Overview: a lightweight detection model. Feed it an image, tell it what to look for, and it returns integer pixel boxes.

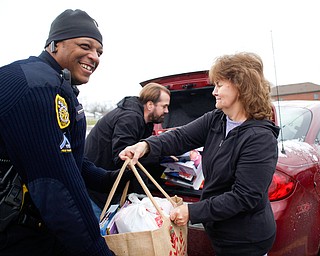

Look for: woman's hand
[119,141,149,165]
[170,204,189,226]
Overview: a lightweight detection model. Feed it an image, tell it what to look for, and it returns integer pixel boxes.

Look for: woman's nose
[212,86,218,96]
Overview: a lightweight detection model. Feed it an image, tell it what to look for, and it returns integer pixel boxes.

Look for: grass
[87,119,98,126]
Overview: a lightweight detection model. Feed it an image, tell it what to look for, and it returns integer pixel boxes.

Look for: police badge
[55,94,70,129]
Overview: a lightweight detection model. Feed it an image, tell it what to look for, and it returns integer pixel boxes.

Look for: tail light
[268,170,296,201]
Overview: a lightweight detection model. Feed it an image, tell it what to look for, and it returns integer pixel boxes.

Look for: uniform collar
[38,50,79,96]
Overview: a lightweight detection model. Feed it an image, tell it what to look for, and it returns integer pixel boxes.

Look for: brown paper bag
[101,159,188,256]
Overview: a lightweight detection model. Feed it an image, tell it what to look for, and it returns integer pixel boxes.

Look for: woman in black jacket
[119,52,280,256]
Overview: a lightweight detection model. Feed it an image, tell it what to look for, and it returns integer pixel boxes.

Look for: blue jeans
[90,199,102,220]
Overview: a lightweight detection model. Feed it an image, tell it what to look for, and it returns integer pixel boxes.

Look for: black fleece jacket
[85,96,154,170]
[144,109,280,252]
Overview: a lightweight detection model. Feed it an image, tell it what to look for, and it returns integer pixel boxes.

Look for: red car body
[141,71,320,256]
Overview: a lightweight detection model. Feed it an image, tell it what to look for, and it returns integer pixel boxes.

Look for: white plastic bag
[140,196,173,217]
[114,193,174,233]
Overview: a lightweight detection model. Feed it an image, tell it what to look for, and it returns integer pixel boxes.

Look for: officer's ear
[50,41,57,53]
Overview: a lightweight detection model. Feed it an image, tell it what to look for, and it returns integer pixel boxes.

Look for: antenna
[270,30,285,154]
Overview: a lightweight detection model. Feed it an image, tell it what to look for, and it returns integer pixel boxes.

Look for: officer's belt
[18,186,46,230]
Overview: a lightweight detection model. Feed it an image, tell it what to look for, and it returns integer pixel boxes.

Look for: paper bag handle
[100,159,176,221]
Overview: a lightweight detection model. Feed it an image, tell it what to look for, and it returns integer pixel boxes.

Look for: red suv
[141,71,320,256]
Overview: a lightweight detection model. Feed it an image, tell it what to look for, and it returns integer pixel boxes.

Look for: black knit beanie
[45,9,103,48]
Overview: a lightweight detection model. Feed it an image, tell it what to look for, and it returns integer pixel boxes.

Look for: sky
[1,0,319,109]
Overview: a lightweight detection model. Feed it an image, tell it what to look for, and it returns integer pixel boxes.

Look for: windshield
[275,105,312,142]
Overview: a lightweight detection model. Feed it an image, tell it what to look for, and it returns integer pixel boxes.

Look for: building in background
[271,82,320,101]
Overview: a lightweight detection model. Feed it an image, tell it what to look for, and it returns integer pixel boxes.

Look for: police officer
[0,9,131,256]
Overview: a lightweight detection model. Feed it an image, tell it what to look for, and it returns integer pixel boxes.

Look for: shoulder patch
[55,94,70,129]
[60,133,72,153]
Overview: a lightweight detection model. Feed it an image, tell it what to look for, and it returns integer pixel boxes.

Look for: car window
[276,106,311,142]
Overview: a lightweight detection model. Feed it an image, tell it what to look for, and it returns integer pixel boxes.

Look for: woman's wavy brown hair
[209,52,273,120]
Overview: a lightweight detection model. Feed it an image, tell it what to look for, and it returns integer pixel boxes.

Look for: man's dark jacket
[84,97,155,208]
[85,96,154,171]
[0,51,130,256]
